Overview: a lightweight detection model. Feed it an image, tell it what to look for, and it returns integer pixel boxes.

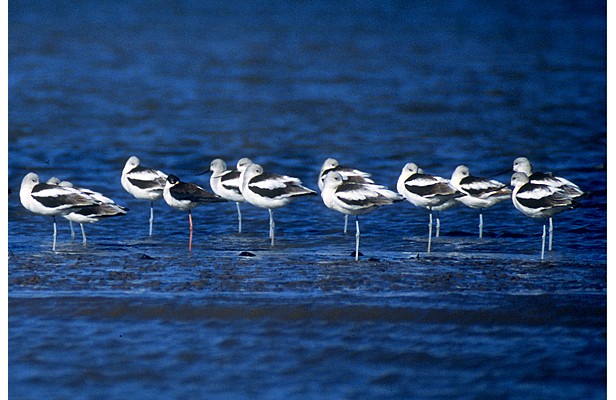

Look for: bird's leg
[236,202,242,234]
[479,212,483,239]
[80,224,87,247]
[354,216,360,261]
[269,209,275,247]
[427,212,432,254]
[436,213,441,238]
[548,217,553,251]
[52,216,57,252]
[188,210,193,252]
[69,220,75,240]
[344,214,348,235]
[149,201,154,237]
[541,223,546,261]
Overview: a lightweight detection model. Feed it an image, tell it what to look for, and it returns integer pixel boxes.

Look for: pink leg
[188,210,193,252]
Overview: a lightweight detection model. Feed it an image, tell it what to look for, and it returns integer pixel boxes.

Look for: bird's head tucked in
[510,172,530,188]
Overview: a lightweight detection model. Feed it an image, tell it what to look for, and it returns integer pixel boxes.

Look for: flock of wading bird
[18,156,583,260]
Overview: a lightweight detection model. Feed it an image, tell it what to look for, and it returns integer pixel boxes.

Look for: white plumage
[397,163,462,253]
[20,172,122,251]
[236,157,254,174]
[512,157,583,251]
[318,158,375,234]
[240,163,316,209]
[21,173,96,216]
[56,179,126,245]
[240,162,317,246]
[450,165,511,238]
[121,156,168,236]
[511,172,575,218]
[510,172,576,259]
[317,158,374,191]
[512,157,584,199]
[209,159,244,202]
[209,158,245,233]
[321,171,402,261]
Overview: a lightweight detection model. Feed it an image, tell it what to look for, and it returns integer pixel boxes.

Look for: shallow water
[8,1,606,399]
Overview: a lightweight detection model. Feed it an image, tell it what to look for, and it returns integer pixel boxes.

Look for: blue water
[9,1,606,399]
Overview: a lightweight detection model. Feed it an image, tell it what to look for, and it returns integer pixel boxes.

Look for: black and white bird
[321,171,402,261]
[163,174,226,251]
[209,158,245,233]
[239,162,317,246]
[512,157,584,251]
[121,156,168,236]
[317,158,374,191]
[46,177,79,238]
[20,172,101,251]
[49,178,126,245]
[510,172,576,260]
[396,163,463,253]
[396,163,462,253]
[450,165,511,238]
[318,158,374,234]
[413,167,457,238]
[63,203,126,246]
[512,157,584,198]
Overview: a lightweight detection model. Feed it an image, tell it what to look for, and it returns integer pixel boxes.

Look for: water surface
[9,1,606,398]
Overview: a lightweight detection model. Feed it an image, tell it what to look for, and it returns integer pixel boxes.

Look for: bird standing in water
[163,174,226,251]
[121,156,168,237]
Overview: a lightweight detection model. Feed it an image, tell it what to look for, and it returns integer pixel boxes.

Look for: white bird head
[322,171,344,189]
[210,158,227,174]
[405,162,420,173]
[510,172,530,188]
[451,165,470,184]
[123,156,141,174]
[398,162,421,181]
[320,158,340,172]
[244,163,264,178]
[21,172,40,190]
[512,157,532,175]
[236,158,253,172]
